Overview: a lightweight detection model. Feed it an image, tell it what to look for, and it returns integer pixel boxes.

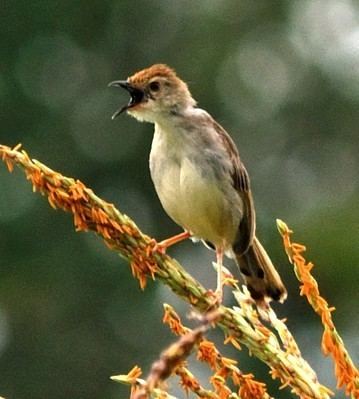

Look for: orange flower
[162,304,188,336]
[223,334,242,350]
[127,365,143,382]
[197,339,219,370]
[111,364,144,399]
[176,367,201,394]
[237,373,267,399]
[210,374,231,399]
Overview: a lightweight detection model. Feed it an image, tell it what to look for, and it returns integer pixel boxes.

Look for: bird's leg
[153,231,191,254]
[206,246,225,307]
[215,246,224,303]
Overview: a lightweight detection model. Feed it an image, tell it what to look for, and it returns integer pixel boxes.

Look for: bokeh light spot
[15,34,88,109]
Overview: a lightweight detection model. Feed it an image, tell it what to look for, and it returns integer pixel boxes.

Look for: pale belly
[150,155,242,248]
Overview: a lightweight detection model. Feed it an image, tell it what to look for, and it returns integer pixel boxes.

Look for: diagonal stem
[0,144,334,398]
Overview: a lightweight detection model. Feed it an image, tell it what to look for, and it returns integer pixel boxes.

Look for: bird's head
[109,64,196,123]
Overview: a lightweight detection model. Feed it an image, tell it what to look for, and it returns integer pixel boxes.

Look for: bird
[109,64,287,304]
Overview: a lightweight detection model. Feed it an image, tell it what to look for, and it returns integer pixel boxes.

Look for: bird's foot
[150,239,167,255]
[205,288,223,309]
[150,231,191,255]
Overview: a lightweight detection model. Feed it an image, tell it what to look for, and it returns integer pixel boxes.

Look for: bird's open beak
[108,80,145,119]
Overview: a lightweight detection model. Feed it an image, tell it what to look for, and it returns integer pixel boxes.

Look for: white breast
[149,122,242,248]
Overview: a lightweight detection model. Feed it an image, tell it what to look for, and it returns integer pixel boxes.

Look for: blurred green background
[0,1,358,398]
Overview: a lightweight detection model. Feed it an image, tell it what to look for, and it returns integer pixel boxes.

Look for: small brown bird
[109,64,287,304]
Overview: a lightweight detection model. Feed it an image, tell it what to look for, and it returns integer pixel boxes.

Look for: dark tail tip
[266,286,283,301]
[248,284,285,302]
[247,285,264,301]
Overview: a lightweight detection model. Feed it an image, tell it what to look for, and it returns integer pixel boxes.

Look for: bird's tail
[235,236,287,303]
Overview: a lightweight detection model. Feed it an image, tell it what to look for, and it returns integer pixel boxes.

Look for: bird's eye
[149,81,160,92]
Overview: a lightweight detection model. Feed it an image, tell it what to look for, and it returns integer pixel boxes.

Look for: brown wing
[212,119,256,255]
